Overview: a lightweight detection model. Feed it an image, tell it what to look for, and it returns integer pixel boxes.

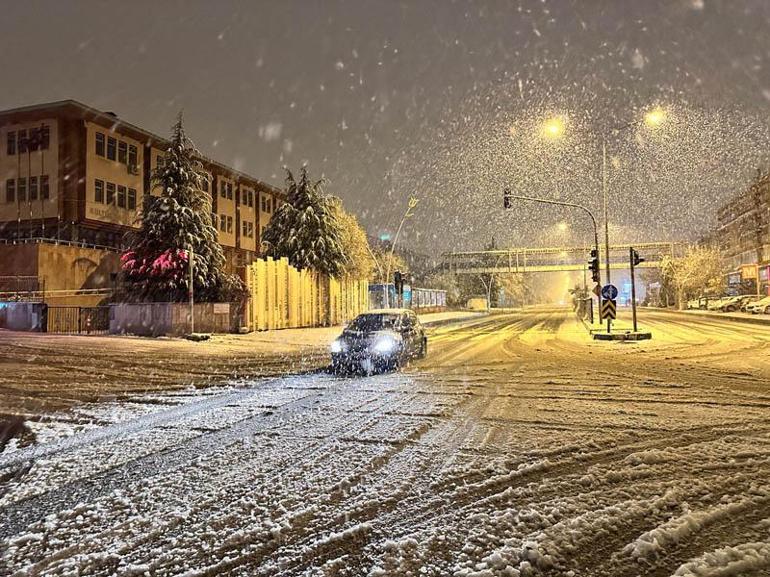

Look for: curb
[592,331,652,341]
[651,308,770,327]
[420,313,489,328]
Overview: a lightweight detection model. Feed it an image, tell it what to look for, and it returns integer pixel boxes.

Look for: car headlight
[331,339,345,353]
[372,334,400,354]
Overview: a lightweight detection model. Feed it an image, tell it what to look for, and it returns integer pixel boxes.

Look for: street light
[541,116,566,139]
[382,195,419,308]
[643,106,667,128]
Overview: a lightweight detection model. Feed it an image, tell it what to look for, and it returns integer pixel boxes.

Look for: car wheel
[765,306,770,315]
[725,306,736,312]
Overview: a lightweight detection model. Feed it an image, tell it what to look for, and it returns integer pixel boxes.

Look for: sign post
[601,284,618,332]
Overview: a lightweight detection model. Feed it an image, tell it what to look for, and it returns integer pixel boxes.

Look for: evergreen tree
[262,166,347,277]
[120,115,241,302]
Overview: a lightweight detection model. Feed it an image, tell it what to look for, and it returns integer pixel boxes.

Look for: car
[706,297,728,311]
[686,298,700,310]
[715,295,751,312]
[330,309,427,374]
[746,296,770,314]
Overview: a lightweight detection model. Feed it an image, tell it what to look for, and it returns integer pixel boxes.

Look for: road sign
[592,283,601,298]
[601,299,617,320]
[601,284,618,300]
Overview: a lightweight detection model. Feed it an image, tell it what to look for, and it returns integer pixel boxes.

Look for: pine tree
[262,166,347,277]
[120,115,240,302]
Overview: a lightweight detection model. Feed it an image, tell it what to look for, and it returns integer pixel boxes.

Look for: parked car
[746,296,770,314]
[706,297,728,311]
[716,295,752,312]
[330,309,427,373]
[686,298,700,310]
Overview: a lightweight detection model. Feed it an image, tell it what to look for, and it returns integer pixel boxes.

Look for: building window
[219,214,227,232]
[106,182,116,204]
[29,176,38,201]
[5,179,15,203]
[7,131,16,155]
[95,132,105,157]
[95,179,105,203]
[128,188,137,210]
[261,196,266,212]
[128,144,138,167]
[17,177,26,201]
[18,129,28,154]
[107,137,117,161]
[226,182,233,200]
[227,215,233,233]
[242,221,248,237]
[41,175,50,199]
[272,197,277,212]
[118,141,128,164]
[41,125,50,150]
[117,185,127,208]
[220,181,227,199]
[156,155,165,168]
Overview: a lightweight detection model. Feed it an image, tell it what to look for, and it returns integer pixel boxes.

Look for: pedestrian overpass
[442,242,687,274]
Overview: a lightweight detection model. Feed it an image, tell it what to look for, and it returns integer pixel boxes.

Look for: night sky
[2,0,770,252]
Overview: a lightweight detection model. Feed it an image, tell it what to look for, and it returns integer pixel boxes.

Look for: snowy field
[3,308,770,576]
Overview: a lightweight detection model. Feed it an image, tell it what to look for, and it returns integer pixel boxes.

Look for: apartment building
[0,100,283,271]
[716,169,770,294]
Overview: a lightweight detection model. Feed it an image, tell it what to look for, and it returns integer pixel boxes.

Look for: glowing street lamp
[542,116,566,139]
[643,106,667,128]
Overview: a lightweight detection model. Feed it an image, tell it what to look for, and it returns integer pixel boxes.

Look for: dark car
[330,309,427,373]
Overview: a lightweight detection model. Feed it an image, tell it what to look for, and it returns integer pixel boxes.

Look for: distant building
[716,169,770,295]
[0,100,283,273]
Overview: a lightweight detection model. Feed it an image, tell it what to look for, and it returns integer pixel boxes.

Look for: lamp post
[383,196,419,308]
[538,106,669,332]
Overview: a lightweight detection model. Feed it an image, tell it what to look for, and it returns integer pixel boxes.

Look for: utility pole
[601,137,612,333]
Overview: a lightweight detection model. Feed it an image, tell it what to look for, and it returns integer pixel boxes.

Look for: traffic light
[631,248,645,267]
[588,249,600,283]
[503,188,512,209]
[394,270,403,296]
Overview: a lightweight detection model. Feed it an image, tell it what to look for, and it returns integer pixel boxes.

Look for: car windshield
[348,314,399,332]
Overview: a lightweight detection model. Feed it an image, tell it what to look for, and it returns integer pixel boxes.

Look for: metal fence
[46,306,111,334]
[0,276,44,301]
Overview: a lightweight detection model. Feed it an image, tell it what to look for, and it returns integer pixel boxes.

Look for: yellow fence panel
[242,258,368,331]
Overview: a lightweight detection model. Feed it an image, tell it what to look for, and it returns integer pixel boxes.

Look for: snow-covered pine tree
[262,166,347,277]
[120,115,241,302]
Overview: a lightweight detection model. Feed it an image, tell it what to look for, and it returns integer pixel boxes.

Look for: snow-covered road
[3,308,770,576]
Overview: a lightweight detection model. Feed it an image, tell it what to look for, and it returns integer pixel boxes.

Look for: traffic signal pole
[629,247,644,333]
[504,191,601,323]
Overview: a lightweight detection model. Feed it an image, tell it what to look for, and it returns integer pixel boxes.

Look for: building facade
[0,100,283,271]
[716,169,770,295]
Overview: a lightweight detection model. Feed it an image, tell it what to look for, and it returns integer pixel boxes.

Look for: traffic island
[592,331,652,341]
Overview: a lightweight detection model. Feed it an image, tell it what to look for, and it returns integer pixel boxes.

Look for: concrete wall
[0,302,46,331]
[110,302,242,336]
[0,242,119,297]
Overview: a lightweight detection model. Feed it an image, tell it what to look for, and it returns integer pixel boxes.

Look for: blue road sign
[601,284,618,300]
